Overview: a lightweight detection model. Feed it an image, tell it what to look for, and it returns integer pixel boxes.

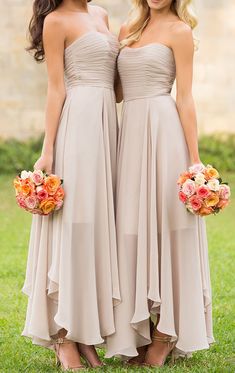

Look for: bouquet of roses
[177,163,231,216]
[13,170,65,215]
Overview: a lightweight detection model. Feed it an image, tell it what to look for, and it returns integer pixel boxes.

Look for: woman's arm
[34,14,66,174]
[172,23,201,165]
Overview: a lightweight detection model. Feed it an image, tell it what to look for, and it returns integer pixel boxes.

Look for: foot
[54,339,85,371]
[77,343,103,368]
[126,346,147,366]
[144,330,175,367]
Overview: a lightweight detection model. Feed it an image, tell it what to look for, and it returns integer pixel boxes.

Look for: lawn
[0,173,234,373]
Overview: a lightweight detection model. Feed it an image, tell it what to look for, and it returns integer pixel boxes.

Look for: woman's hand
[34,152,53,174]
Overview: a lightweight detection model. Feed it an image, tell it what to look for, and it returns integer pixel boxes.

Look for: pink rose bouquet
[177,164,231,216]
[13,170,65,215]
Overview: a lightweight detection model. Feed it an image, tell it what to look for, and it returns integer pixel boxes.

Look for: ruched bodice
[118,44,176,101]
[64,31,119,90]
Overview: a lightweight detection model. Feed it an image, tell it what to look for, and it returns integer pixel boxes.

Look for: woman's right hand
[34,153,53,174]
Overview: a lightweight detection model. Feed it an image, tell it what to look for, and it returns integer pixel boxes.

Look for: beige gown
[22,32,121,347]
[106,44,214,358]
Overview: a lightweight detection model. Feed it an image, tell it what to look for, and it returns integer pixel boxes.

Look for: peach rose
[39,197,56,215]
[44,175,61,195]
[55,199,64,211]
[54,186,65,201]
[189,163,205,175]
[199,206,213,216]
[16,195,27,209]
[205,192,220,207]
[204,166,219,180]
[177,172,192,185]
[13,178,22,195]
[217,199,230,210]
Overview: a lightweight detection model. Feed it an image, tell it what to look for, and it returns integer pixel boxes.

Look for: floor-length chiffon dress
[22,31,121,347]
[106,43,214,358]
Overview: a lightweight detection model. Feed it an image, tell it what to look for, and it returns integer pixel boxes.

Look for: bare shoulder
[170,20,193,48]
[119,22,130,41]
[43,11,65,45]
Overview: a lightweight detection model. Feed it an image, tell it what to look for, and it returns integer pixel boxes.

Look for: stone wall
[1,0,235,139]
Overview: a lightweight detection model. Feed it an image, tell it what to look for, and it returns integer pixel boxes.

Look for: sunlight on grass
[0,173,234,372]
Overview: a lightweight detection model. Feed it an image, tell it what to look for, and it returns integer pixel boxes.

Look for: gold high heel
[144,329,177,367]
[53,337,85,371]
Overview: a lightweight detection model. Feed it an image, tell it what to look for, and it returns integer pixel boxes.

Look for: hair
[27,0,92,62]
[121,0,198,48]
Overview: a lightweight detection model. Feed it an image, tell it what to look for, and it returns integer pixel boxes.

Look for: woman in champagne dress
[22,0,120,370]
[106,0,214,366]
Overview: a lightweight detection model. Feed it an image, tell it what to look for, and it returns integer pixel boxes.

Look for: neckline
[65,31,117,52]
[123,43,173,54]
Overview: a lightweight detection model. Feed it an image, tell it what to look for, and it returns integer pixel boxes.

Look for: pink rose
[219,185,231,200]
[31,170,44,186]
[179,191,187,203]
[36,186,49,201]
[197,185,210,199]
[182,179,196,197]
[189,163,205,175]
[189,195,203,211]
[16,196,27,209]
[25,195,38,210]
[55,199,64,210]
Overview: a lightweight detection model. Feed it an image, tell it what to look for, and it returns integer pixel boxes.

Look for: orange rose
[54,186,65,201]
[177,172,192,185]
[20,182,32,196]
[204,166,219,180]
[39,197,56,215]
[199,206,213,216]
[205,192,220,207]
[13,178,22,195]
[44,175,61,195]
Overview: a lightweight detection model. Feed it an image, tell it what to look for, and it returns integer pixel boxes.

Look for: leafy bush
[0,136,43,175]
[199,134,235,172]
[0,134,234,175]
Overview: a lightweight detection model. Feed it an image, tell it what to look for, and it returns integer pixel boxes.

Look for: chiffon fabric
[106,44,214,358]
[22,32,121,347]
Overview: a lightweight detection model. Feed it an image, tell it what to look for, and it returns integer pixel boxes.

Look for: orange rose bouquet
[13,170,65,215]
[177,164,231,216]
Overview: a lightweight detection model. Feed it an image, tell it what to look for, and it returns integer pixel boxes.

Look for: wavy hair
[27,0,92,62]
[121,0,198,48]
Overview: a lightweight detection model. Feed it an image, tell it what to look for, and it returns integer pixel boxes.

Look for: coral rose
[54,186,65,201]
[36,186,49,201]
[179,191,187,203]
[39,197,56,215]
[55,199,64,210]
[44,175,61,195]
[13,178,22,195]
[189,196,203,211]
[205,192,220,207]
[197,185,210,199]
[20,182,32,196]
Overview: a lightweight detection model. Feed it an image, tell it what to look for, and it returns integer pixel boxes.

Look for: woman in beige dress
[22,0,120,370]
[106,0,214,366]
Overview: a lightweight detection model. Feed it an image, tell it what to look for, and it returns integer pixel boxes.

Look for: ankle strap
[53,337,73,345]
[152,331,172,344]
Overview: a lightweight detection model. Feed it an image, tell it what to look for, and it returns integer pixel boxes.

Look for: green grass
[0,173,235,373]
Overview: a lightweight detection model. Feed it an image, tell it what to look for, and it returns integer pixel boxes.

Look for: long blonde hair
[121,0,198,47]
